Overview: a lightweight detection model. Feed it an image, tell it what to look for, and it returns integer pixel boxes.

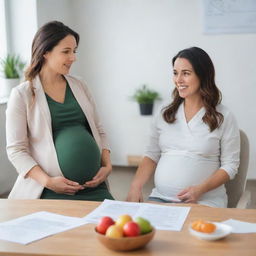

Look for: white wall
[6,0,37,62]
[36,0,72,27]
[3,0,256,178]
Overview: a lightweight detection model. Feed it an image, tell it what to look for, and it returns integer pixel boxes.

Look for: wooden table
[0,199,255,256]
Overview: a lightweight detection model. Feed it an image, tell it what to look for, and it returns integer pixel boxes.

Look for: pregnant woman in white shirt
[127,47,240,207]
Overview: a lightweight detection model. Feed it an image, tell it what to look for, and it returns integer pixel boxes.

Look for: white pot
[0,77,20,99]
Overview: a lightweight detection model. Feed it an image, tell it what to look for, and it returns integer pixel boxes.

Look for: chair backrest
[225,130,250,208]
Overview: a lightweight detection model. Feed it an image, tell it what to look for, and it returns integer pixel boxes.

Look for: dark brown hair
[25,21,79,96]
[163,47,223,132]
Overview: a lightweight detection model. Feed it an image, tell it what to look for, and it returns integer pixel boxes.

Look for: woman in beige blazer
[6,21,114,200]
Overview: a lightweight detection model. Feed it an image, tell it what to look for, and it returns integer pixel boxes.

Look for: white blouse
[145,103,240,207]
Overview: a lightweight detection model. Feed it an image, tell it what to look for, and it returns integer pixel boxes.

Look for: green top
[40,82,113,201]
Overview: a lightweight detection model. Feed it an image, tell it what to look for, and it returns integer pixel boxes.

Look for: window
[0,0,8,58]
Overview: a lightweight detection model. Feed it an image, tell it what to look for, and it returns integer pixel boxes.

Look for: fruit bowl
[95,227,156,251]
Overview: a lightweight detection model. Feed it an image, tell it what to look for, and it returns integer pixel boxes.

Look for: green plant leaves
[131,85,161,104]
[0,54,25,79]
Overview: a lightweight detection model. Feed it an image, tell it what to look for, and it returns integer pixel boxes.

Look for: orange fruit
[191,220,204,232]
[191,220,216,233]
[200,222,216,233]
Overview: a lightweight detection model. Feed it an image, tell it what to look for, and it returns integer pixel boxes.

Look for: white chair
[225,130,251,208]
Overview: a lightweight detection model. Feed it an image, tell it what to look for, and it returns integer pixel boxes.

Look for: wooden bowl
[95,228,155,251]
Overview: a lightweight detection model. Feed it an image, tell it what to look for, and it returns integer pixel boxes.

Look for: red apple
[96,216,115,234]
[123,221,140,237]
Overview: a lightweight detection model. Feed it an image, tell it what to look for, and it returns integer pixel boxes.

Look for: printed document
[0,211,89,245]
[84,199,190,231]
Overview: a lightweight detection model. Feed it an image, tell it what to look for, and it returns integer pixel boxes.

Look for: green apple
[134,217,152,234]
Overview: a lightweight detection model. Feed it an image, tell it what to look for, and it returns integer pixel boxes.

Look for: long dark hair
[163,47,223,132]
[25,21,79,96]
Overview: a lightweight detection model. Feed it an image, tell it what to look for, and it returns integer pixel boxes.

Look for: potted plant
[131,85,161,115]
[0,54,25,99]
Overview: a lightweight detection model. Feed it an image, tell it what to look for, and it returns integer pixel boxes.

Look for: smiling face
[43,34,77,75]
[173,57,201,101]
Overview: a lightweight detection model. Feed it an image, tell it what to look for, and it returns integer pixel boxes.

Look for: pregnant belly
[154,154,219,198]
[54,125,101,184]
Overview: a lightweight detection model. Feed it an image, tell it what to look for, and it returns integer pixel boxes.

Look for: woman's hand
[177,185,204,203]
[83,149,112,188]
[46,176,84,195]
[83,166,111,188]
[126,187,144,202]
[177,169,230,203]
[126,157,156,202]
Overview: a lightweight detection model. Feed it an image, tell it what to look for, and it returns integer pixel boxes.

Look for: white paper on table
[83,199,190,231]
[221,219,256,233]
[0,211,89,245]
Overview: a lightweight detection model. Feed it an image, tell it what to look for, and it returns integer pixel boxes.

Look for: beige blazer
[6,75,110,199]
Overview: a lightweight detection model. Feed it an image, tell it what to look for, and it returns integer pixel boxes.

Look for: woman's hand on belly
[83,166,111,188]
[177,185,204,203]
[46,176,85,195]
